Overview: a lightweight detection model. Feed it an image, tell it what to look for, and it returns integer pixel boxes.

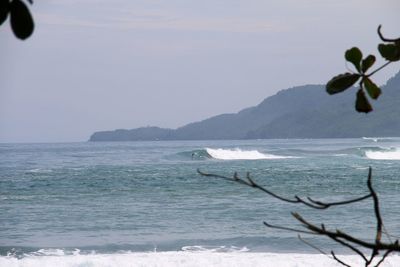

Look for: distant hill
[89,72,400,141]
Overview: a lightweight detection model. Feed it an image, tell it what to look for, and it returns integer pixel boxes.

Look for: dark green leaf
[361,55,376,73]
[345,47,363,72]
[378,43,400,62]
[10,0,34,40]
[363,78,381,100]
[0,0,9,25]
[326,73,360,95]
[355,89,372,113]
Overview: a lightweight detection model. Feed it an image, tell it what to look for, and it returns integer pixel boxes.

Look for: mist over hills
[89,72,400,141]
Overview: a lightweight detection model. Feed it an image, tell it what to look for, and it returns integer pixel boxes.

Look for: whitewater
[365,148,400,160]
[1,138,400,267]
[1,251,399,267]
[205,147,292,160]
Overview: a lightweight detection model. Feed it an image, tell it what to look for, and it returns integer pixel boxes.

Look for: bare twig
[367,61,392,77]
[366,167,383,265]
[297,234,329,256]
[197,169,372,209]
[375,249,394,267]
[382,229,400,240]
[382,224,393,243]
[292,212,400,251]
[331,251,352,267]
[306,193,372,209]
[367,168,383,245]
[263,221,317,235]
[326,232,368,262]
[198,167,400,266]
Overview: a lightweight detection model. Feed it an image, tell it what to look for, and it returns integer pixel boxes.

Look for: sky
[0,0,399,143]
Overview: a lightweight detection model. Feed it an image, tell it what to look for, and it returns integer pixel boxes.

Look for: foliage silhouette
[326,26,400,113]
[0,0,34,40]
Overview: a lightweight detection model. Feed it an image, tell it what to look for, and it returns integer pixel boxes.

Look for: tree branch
[375,249,394,267]
[306,193,372,209]
[331,251,352,267]
[198,167,400,266]
[297,234,329,256]
[291,212,400,251]
[197,168,372,209]
[263,221,317,235]
[367,167,383,245]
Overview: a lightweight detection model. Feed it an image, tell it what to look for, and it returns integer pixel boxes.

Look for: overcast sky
[0,0,399,142]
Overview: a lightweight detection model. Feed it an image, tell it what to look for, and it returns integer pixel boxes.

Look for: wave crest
[205,148,291,160]
[181,245,249,253]
[365,148,400,160]
[362,137,399,143]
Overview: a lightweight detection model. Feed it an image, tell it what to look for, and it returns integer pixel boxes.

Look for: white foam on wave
[1,252,399,267]
[28,249,80,257]
[181,245,249,253]
[206,148,291,160]
[365,149,400,160]
[26,169,53,173]
[362,137,379,142]
[362,137,397,142]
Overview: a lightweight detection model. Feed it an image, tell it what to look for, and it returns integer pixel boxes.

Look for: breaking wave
[362,137,379,142]
[365,148,400,160]
[181,245,249,252]
[175,149,211,160]
[362,137,399,143]
[205,148,292,160]
[2,249,399,267]
[177,145,400,161]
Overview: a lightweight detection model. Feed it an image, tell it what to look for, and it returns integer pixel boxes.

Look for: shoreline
[1,251,400,267]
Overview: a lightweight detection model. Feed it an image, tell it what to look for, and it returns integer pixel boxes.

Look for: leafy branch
[326,25,400,113]
[198,167,400,267]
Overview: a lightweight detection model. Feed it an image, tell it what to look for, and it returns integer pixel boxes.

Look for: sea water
[1,138,400,266]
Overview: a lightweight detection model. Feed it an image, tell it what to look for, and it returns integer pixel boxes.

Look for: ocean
[1,138,400,266]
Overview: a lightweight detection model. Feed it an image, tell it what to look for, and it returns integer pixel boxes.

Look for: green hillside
[89,72,400,141]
